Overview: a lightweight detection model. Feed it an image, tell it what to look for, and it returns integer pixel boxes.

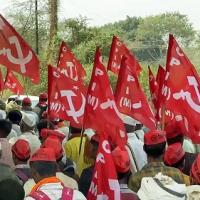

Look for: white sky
[0,0,200,30]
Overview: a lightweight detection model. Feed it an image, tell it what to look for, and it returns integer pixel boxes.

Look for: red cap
[191,155,200,184]
[42,136,63,160]
[49,112,59,122]
[22,97,31,105]
[12,139,31,160]
[30,148,56,162]
[165,121,184,139]
[164,143,185,166]
[144,130,166,145]
[40,129,65,142]
[39,93,48,101]
[112,146,130,173]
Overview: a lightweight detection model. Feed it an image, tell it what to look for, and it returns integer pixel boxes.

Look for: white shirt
[134,129,145,142]
[24,182,86,200]
[127,132,147,171]
[138,174,187,200]
[7,129,18,140]
[12,124,22,136]
[183,139,196,153]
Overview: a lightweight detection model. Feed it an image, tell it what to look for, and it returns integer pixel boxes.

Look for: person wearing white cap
[10,113,41,154]
[123,115,147,174]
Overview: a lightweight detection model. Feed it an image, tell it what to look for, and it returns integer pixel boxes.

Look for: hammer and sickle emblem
[66,61,78,81]
[60,90,86,123]
[6,36,33,74]
[173,76,200,113]
[100,99,122,120]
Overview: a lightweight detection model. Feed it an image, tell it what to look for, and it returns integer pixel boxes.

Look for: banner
[0,14,40,84]
[115,56,156,130]
[84,48,127,147]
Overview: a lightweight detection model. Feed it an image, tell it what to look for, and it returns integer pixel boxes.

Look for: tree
[6,0,49,53]
[47,0,59,63]
[136,12,195,47]
[60,16,94,48]
[72,26,124,64]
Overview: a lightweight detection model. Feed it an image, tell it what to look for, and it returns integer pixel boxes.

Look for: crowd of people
[0,94,200,200]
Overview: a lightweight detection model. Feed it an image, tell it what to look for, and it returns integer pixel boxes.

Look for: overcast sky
[0,0,200,30]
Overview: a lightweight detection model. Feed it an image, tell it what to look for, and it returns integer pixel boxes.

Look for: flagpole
[78,126,84,156]
[77,126,85,175]
[161,106,165,130]
[22,76,28,96]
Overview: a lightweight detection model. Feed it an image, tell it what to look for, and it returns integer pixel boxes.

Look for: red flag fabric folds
[48,65,67,122]
[84,48,127,147]
[57,41,86,83]
[148,66,159,110]
[87,133,121,200]
[0,14,40,84]
[48,65,86,128]
[4,70,24,95]
[161,34,200,143]
[107,36,141,75]
[115,56,156,130]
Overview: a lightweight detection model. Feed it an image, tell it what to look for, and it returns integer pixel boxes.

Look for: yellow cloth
[63,136,92,177]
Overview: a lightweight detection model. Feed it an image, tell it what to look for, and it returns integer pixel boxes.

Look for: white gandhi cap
[22,113,36,127]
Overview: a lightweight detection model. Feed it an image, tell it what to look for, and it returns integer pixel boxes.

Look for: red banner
[57,41,86,83]
[48,65,86,128]
[87,133,121,200]
[48,66,67,121]
[148,66,159,110]
[84,48,127,147]
[115,56,156,130]
[161,34,200,143]
[107,36,141,75]
[4,70,24,95]
[0,14,40,84]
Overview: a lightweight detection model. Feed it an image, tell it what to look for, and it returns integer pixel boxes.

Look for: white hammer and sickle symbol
[6,36,33,74]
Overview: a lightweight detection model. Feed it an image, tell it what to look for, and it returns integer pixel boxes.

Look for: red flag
[84,48,127,147]
[115,56,156,130]
[156,65,165,84]
[4,70,24,94]
[87,133,121,200]
[48,66,67,122]
[57,41,86,83]
[48,65,86,128]
[155,65,166,121]
[148,66,159,110]
[0,69,4,91]
[107,36,141,75]
[161,34,200,142]
[0,14,40,84]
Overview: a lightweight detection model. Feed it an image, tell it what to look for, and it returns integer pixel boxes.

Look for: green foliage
[7,0,49,53]
[103,16,141,41]
[73,26,123,64]
[2,2,200,99]
[136,12,195,47]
